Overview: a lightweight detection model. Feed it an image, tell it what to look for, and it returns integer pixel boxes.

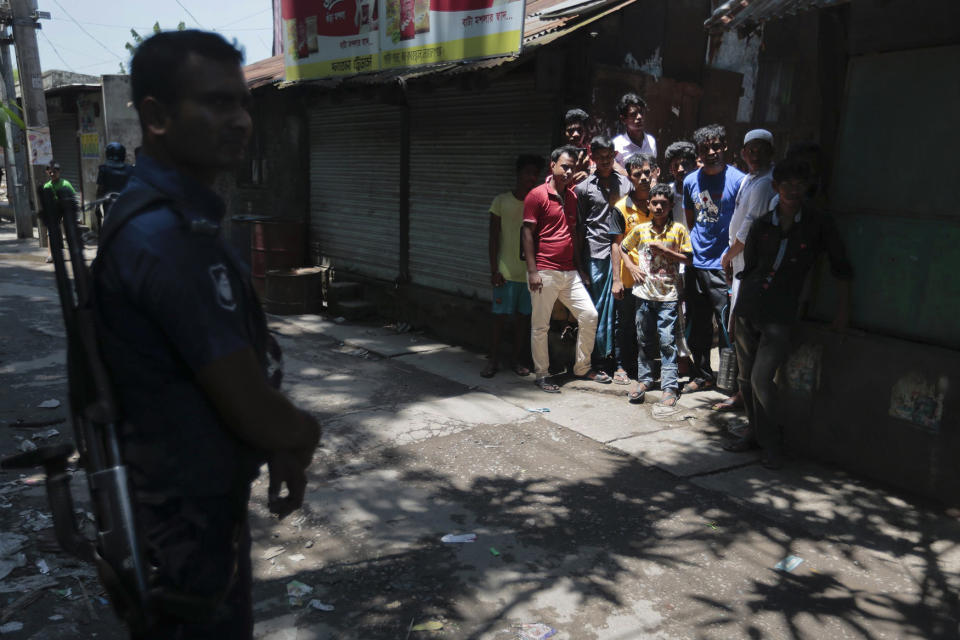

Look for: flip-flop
[512,364,531,377]
[480,362,498,378]
[576,370,612,384]
[535,377,561,393]
[629,383,647,403]
[659,389,679,407]
[612,368,630,385]
[682,377,715,393]
[711,394,743,411]
[723,437,758,452]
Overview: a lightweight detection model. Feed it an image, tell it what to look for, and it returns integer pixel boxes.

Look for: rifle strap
[97,183,176,256]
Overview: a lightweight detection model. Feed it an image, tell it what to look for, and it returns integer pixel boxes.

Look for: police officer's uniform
[93,153,269,638]
[95,160,134,226]
[96,161,134,196]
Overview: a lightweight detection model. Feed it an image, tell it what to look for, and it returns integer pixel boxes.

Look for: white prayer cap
[743,129,773,145]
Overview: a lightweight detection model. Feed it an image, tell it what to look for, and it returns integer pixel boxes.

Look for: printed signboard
[281,0,523,80]
[282,0,381,80]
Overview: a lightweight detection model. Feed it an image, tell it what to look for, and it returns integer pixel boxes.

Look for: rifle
[1,189,151,629]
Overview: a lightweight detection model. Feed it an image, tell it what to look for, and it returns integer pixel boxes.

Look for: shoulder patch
[209,264,236,311]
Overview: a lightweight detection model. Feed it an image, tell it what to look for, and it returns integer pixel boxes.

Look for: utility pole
[9,0,49,246]
[0,26,31,239]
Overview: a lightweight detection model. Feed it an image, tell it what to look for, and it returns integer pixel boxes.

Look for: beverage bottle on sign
[400,0,416,40]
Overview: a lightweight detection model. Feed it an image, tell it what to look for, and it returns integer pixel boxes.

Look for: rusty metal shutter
[408,76,553,300]
[49,114,82,198]
[309,100,401,281]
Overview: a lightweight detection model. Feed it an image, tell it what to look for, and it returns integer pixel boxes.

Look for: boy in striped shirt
[620,183,692,407]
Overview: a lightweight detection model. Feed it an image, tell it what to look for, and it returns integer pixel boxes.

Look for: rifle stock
[1,190,151,630]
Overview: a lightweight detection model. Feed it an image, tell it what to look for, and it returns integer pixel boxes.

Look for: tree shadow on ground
[5,250,956,640]
[245,379,959,639]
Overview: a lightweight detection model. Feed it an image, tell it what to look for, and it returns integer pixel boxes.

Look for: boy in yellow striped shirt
[609,152,657,384]
[620,183,692,406]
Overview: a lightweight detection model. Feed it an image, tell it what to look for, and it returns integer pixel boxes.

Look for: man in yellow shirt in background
[482,154,544,378]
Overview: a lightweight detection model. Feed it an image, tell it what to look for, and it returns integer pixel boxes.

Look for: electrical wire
[174,0,206,29]
[50,0,122,60]
[49,18,155,30]
[39,30,74,72]
[215,8,270,29]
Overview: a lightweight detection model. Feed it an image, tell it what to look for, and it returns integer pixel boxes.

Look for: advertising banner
[282,0,381,81]
[281,0,523,81]
[380,0,523,69]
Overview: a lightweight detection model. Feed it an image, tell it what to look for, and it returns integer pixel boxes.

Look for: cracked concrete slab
[611,427,758,477]
[271,316,450,357]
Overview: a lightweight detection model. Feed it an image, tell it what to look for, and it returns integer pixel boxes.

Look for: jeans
[530,270,598,378]
[734,317,793,456]
[686,267,729,381]
[635,299,679,391]
[615,291,656,376]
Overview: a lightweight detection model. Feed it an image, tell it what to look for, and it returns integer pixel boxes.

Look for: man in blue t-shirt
[681,124,745,392]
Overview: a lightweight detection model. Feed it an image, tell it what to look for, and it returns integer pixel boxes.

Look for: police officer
[92,30,320,639]
[94,141,134,231]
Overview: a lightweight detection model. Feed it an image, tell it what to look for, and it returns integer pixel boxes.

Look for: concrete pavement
[1,221,958,639]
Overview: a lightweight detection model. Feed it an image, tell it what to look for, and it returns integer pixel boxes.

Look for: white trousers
[530,270,598,378]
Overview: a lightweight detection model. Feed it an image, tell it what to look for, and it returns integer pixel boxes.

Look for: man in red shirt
[522,146,609,392]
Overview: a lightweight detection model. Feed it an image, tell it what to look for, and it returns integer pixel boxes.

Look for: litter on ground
[262,546,285,560]
[775,555,805,572]
[441,533,477,543]
[307,599,334,611]
[517,622,557,639]
[286,580,313,606]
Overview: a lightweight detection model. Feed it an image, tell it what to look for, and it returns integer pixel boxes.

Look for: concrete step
[327,280,363,302]
[331,298,376,320]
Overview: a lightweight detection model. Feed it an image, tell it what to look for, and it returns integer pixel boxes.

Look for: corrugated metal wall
[308,100,401,281]
[408,77,554,299]
[49,114,82,197]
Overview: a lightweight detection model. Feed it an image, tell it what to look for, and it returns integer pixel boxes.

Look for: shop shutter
[309,100,401,281]
[49,114,82,198]
[408,76,554,300]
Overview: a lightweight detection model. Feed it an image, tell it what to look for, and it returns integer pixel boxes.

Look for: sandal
[711,392,743,411]
[535,377,561,393]
[512,363,531,377]
[682,377,715,393]
[612,368,630,385]
[629,383,647,403]
[480,362,498,378]
[723,437,758,452]
[575,369,612,384]
[659,389,679,407]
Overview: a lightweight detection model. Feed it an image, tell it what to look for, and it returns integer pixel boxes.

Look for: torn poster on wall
[784,343,822,395]
[889,372,948,432]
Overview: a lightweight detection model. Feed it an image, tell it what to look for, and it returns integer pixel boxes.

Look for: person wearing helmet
[94,141,134,232]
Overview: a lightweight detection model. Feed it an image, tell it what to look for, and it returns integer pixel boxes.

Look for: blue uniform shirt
[93,153,267,498]
[683,165,746,270]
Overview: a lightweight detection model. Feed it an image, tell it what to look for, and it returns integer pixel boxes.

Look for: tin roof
[703,0,849,32]
[245,0,638,89]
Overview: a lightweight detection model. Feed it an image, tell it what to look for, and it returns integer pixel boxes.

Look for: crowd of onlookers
[483,92,853,470]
